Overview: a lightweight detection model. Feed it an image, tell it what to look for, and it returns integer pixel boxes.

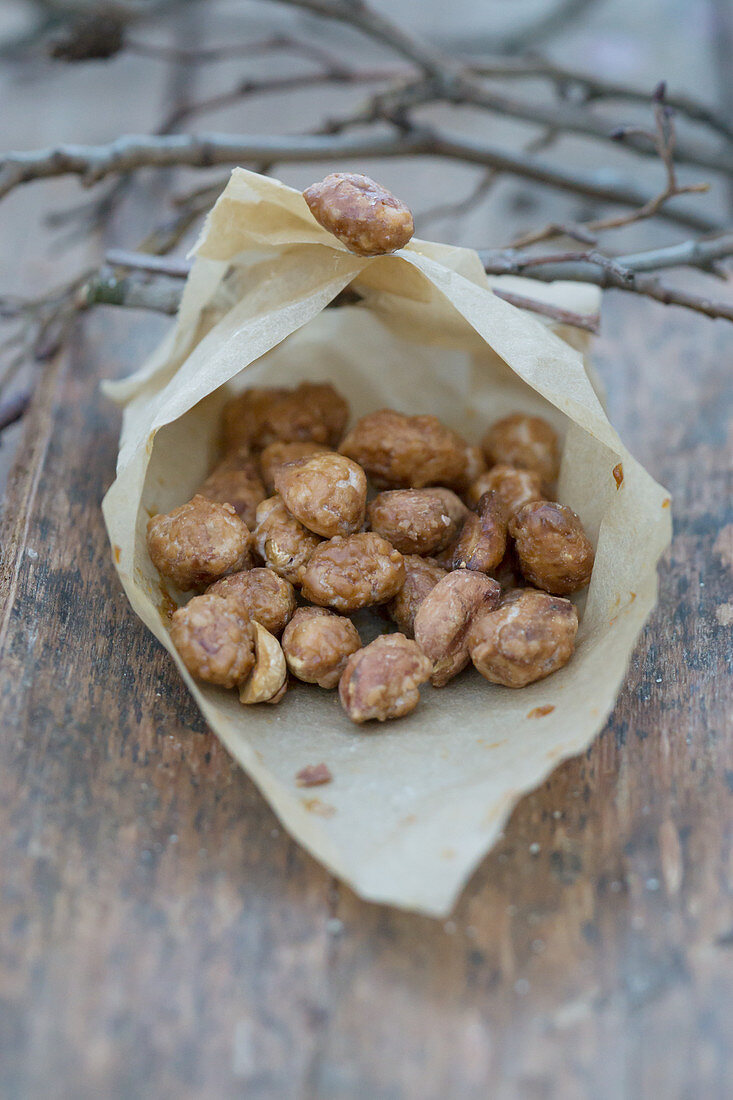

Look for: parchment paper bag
[102,169,671,916]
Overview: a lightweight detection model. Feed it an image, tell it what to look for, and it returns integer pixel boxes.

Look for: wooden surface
[0,293,731,1099]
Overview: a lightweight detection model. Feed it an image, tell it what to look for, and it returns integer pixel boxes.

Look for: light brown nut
[338,634,432,724]
[223,382,349,452]
[411,492,469,566]
[198,452,266,529]
[170,593,255,688]
[386,555,447,637]
[274,452,367,538]
[147,495,252,591]
[466,463,544,516]
[509,500,594,595]
[207,567,296,636]
[266,680,288,706]
[469,588,579,688]
[252,496,322,586]
[453,444,488,494]
[301,532,405,613]
[222,386,285,453]
[422,487,470,527]
[414,570,501,687]
[431,542,456,570]
[366,488,465,555]
[492,545,525,593]
[239,622,288,704]
[259,440,331,495]
[215,443,255,471]
[339,409,469,489]
[303,172,414,257]
[482,413,560,487]
[449,490,508,573]
[281,607,362,689]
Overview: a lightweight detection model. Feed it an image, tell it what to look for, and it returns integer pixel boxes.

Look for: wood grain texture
[0,297,731,1100]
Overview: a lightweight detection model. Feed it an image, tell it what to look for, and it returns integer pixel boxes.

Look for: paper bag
[102,169,671,916]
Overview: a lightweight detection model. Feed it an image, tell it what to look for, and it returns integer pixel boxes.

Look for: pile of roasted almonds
[146,381,594,724]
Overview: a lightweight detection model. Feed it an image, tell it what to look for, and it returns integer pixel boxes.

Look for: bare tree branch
[160,67,394,133]
[474,0,600,56]
[0,391,32,433]
[479,237,733,321]
[105,232,733,284]
[123,32,733,146]
[331,72,733,176]
[275,0,599,65]
[94,231,733,324]
[86,258,733,325]
[101,225,733,322]
[415,170,499,232]
[85,264,605,332]
[30,0,188,23]
[82,271,182,313]
[510,86,712,247]
[468,56,733,144]
[272,0,731,176]
[491,288,600,332]
[104,248,191,276]
[126,30,353,72]
[610,233,733,274]
[710,0,733,209]
[3,228,729,425]
[268,0,451,79]
[0,127,721,233]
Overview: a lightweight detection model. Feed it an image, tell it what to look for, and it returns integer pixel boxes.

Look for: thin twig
[416,170,499,232]
[479,233,733,278]
[126,31,352,72]
[0,128,721,234]
[81,271,182,314]
[491,288,600,332]
[336,71,733,176]
[100,233,733,284]
[0,12,57,60]
[467,56,733,144]
[269,0,451,79]
[84,262,733,324]
[479,241,733,322]
[508,84,710,248]
[160,68,393,133]
[0,391,32,434]
[86,229,733,324]
[612,233,733,274]
[104,249,191,276]
[482,0,600,56]
[125,33,733,145]
[290,0,731,176]
[710,0,733,209]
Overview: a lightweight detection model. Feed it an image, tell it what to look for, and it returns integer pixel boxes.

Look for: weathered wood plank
[0,296,731,1099]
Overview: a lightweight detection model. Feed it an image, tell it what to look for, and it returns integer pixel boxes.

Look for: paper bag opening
[103,169,671,916]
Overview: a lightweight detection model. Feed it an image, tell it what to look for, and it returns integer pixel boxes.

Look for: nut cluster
[147,381,594,726]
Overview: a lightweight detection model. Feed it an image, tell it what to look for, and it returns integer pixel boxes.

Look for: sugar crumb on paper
[296,763,333,787]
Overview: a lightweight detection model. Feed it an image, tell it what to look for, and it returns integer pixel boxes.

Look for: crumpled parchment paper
[102,169,671,916]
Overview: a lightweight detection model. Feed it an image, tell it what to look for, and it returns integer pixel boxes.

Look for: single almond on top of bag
[303,172,414,256]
